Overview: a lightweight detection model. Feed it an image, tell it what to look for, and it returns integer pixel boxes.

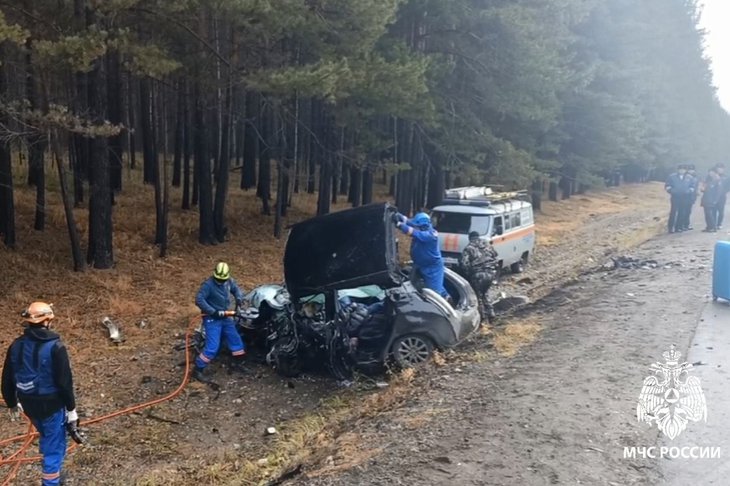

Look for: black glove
[215,310,227,318]
[390,213,401,225]
[66,410,84,444]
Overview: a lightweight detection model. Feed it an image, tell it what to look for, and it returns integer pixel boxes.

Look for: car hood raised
[284,203,401,300]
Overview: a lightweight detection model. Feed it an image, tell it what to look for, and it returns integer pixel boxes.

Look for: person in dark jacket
[665,164,692,233]
[459,231,499,323]
[193,262,246,382]
[716,164,728,229]
[701,168,722,232]
[2,302,79,486]
[392,212,449,298]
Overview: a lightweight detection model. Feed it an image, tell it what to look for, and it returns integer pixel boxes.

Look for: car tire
[391,334,434,368]
[511,253,528,274]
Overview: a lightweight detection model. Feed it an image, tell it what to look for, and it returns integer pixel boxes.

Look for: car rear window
[432,212,490,235]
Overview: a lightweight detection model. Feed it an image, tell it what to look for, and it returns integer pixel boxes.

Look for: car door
[490,214,508,268]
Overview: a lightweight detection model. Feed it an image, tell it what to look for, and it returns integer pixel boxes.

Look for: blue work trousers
[29,408,66,486]
[418,263,448,298]
[195,317,246,369]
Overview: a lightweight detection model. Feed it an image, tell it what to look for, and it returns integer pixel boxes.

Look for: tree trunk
[350,166,362,208]
[548,181,558,201]
[316,119,332,215]
[291,93,301,198]
[140,77,155,184]
[560,176,571,200]
[0,43,14,248]
[172,82,183,187]
[182,82,192,210]
[161,133,170,257]
[195,79,216,244]
[87,54,114,269]
[258,102,272,215]
[107,51,123,193]
[274,107,285,237]
[213,77,233,242]
[126,72,137,170]
[157,83,170,257]
[52,133,84,271]
[26,44,46,231]
[426,160,445,209]
[531,179,543,211]
[153,82,164,245]
[362,166,373,205]
[307,99,319,194]
[241,91,258,190]
[72,72,88,206]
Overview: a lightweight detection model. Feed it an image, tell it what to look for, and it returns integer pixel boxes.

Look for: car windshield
[432,212,491,235]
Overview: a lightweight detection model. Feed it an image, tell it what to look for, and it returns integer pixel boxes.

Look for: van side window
[520,210,532,225]
[510,212,521,228]
[493,216,503,235]
[503,214,511,231]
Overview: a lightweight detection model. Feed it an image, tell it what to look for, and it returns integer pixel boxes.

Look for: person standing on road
[459,231,499,324]
[665,164,691,233]
[392,212,449,299]
[1,302,81,486]
[701,168,722,233]
[683,164,699,231]
[715,163,728,229]
[193,262,247,382]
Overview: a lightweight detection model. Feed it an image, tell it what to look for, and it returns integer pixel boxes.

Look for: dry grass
[153,367,424,485]
[432,350,447,367]
[491,317,543,357]
[0,162,666,483]
[536,183,665,247]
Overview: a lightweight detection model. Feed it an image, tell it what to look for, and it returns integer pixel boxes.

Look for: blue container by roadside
[713,241,730,302]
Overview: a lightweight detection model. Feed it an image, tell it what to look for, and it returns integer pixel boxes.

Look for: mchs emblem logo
[637,345,707,440]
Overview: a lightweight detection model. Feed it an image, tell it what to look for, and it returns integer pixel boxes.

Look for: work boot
[228,354,247,374]
[192,366,209,383]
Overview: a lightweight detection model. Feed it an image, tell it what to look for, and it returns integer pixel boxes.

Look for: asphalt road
[295,227,730,485]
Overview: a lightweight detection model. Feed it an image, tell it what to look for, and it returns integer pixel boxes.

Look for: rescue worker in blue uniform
[193,262,247,382]
[2,302,80,486]
[392,212,449,298]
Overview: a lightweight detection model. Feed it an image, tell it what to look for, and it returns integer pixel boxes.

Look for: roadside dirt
[290,202,723,485]
[0,178,675,484]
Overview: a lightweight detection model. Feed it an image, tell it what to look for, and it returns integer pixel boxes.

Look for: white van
[431,186,536,273]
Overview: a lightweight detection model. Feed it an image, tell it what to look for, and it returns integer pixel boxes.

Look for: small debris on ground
[101,316,124,344]
[602,256,658,270]
[493,296,530,313]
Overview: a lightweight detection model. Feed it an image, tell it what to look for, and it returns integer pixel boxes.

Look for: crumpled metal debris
[602,256,658,271]
[101,317,124,344]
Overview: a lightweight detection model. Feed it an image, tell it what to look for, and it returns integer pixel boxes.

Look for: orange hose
[0,315,200,484]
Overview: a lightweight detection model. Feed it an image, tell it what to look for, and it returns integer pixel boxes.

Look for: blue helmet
[411,212,431,228]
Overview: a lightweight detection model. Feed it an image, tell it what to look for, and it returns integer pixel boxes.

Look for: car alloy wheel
[392,334,433,368]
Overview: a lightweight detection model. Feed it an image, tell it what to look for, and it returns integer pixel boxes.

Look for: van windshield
[431,212,491,235]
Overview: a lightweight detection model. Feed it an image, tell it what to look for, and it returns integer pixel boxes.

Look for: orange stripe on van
[491,225,535,245]
[441,233,459,252]
[449,234,459,251]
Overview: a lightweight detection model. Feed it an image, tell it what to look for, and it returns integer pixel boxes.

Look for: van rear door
[431,211,491,266]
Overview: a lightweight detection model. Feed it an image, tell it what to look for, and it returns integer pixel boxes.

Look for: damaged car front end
[199,203,480,380]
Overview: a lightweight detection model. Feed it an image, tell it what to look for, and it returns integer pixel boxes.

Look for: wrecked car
[196,203,480,379]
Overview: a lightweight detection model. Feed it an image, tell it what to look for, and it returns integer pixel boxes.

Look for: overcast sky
[699,0,730,111]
